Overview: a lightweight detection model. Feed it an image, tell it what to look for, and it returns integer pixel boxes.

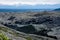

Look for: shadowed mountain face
[54,8,60,11]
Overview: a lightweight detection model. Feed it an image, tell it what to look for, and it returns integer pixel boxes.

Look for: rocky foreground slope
[0,11,60,40]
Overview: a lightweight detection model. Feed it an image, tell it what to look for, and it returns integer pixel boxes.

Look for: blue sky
[0,0,60,5]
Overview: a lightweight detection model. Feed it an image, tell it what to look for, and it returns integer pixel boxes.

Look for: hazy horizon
[0,0,60,9]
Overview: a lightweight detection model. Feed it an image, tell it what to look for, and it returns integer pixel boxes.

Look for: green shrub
[26,37,32,40]
[0,33,10,40]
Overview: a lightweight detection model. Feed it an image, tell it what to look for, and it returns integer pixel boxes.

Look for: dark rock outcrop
[14,16,60,27]
[16,25,37,34]
[8,16,15,21]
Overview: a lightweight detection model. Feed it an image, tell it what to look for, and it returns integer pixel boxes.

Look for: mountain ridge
[0,4,60,9]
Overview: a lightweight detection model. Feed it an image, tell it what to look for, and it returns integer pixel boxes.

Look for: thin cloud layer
[0,0,60,5]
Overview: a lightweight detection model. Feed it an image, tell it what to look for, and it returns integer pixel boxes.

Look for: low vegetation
[0,33,10,40]
[26,37,32,40]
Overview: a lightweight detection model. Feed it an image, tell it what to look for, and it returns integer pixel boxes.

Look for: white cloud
[0,0,60,5]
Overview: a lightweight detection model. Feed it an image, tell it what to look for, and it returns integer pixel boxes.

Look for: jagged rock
[8,16,15,21]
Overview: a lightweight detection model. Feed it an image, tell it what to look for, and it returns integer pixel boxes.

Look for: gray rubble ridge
[0,11,60,40]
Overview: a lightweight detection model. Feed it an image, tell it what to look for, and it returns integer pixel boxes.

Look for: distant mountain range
[0,4,60,9]
[54,8,60,11]
[0,4,60,12]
